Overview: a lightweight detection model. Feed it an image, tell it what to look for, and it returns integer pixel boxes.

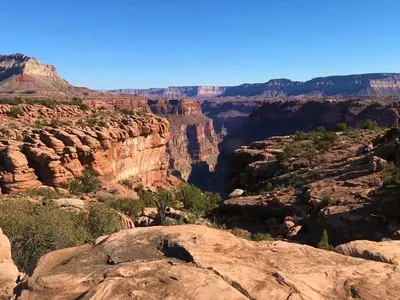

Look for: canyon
[2,53,400,299]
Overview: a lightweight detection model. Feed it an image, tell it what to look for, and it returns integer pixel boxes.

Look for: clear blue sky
[2,0,398,89]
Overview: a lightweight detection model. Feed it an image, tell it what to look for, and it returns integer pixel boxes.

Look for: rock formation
[18,225,400,299]
[220,127,400,245]
[0,227,19,298]
[147,98,220,187]
[0,53,84,98]
[0,105,172,193]
[109,73,400,98]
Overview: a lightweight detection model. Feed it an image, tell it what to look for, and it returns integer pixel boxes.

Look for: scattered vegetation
[25,188,63,200]
[1,97,89,110]
[49,119,72,128]
[305,146,317,167]
[383,162,400,186]
[317,230,333,250]
[68,169,101,194]
[336,122,348,132]
[106,198,144,220]
[175,184,220,216]
[361,119,379,130]
[7,106,23,118]
[0,200,122,272]
[321,194,335,207]
[252,232,274,241]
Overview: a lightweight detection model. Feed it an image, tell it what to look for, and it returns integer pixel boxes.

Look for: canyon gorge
[1,53,400,299]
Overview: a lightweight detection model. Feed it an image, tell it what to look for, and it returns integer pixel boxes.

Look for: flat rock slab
[20,225,400,300]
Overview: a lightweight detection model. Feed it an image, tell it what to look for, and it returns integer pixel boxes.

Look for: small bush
[49,119,72,128]
[276,143,302,162]
[7,106,23,118]
[361,119,379,130]
[106,198,144,219]
[293,131,312,141]
[317,230,333,250]
[25,188,63,200]
[69,169,100,194]
[135,185,156,207]
[175,184,220,216]
[321,194,335,207]
[87,205,122,238]
[0,200,90,272]
[336,123,348,132]
[383,162,400,186]
[305,147,317,167]
[252,233,274,241]
[211,222,227,230]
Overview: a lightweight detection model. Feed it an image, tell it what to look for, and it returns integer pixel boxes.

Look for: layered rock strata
[0,113,170,193]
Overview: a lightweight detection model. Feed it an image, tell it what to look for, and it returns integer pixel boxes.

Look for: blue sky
[2,0,398,89]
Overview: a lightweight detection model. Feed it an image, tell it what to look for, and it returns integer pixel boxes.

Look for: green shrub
[321,194,335,207]
[383,162,400,186]
[106,198,144,219]
[49,119,72,128]
[7,106,23,118]
[175,184,220,216]
[276,143,302,162]
[252,233,274,241]
[135,185,156,207]
[211,222,227,230]
[361,119,379,130]
[0,200,90,272]
[293,131,312,141]
[69,169,100,194]
[231,228,251,239]
[317,230,333,250]
[313,131,338,152]
[336,123,348,132]
[10,97,25,105]
[25,188,63,200]
[305,147,317,167]
[87,205,122,238]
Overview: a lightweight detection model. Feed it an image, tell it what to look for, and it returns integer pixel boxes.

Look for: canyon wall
[109,73,400,98]
[0,105,170,193]
[148,99,220,188]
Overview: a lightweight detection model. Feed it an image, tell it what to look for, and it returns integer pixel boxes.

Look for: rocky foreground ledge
[5,225,398,300]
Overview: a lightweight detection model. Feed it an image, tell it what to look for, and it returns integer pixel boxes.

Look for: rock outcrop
[220,128,400,245]
[18,225,400,299]
[0,53,84,98]
[0,107,172,193]
[0,227,19,298]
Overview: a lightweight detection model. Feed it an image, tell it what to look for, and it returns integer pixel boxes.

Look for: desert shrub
[135,185,156,207]
[252,233,274,241]
[106,198,144,219]
[69,168,100,194]
[10,97,25,105]
[7,106,23,118]
[276,143,302,162]
[38,99,57,109]
[293,131,311,141]
[361,119,379,130]
[85,118,106,127]
[118,179,133,189]
[383,162,400,186]
[25,188,63,200]
[175,184,220,216]
[211,222,227,230]
[231,228,251,239]
[336,123,348,132]
[120,109,136,115]
[87,205,122,238]
[317,230,333,250]
[49,119,72,128]
[305,146,317,167]
[0,200,90,272]
[321,194,335,207]
[313,131,338,152]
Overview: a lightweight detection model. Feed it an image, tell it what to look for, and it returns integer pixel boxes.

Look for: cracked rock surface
[19,225,400,300]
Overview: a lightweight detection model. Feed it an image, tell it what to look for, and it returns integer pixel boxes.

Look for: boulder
[51,198,84,210]
[19,225,400,300]
[228,188,245,198]
[335,240,400,265]
[0,227,19,298]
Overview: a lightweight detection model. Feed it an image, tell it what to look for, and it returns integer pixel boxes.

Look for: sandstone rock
[20,225,400,300]
[287,225,302,237]
[0,227,19,298]
[228,188,245,198]
[370,156,387,172]
[335,240,400,265]
[51,198,84,210]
